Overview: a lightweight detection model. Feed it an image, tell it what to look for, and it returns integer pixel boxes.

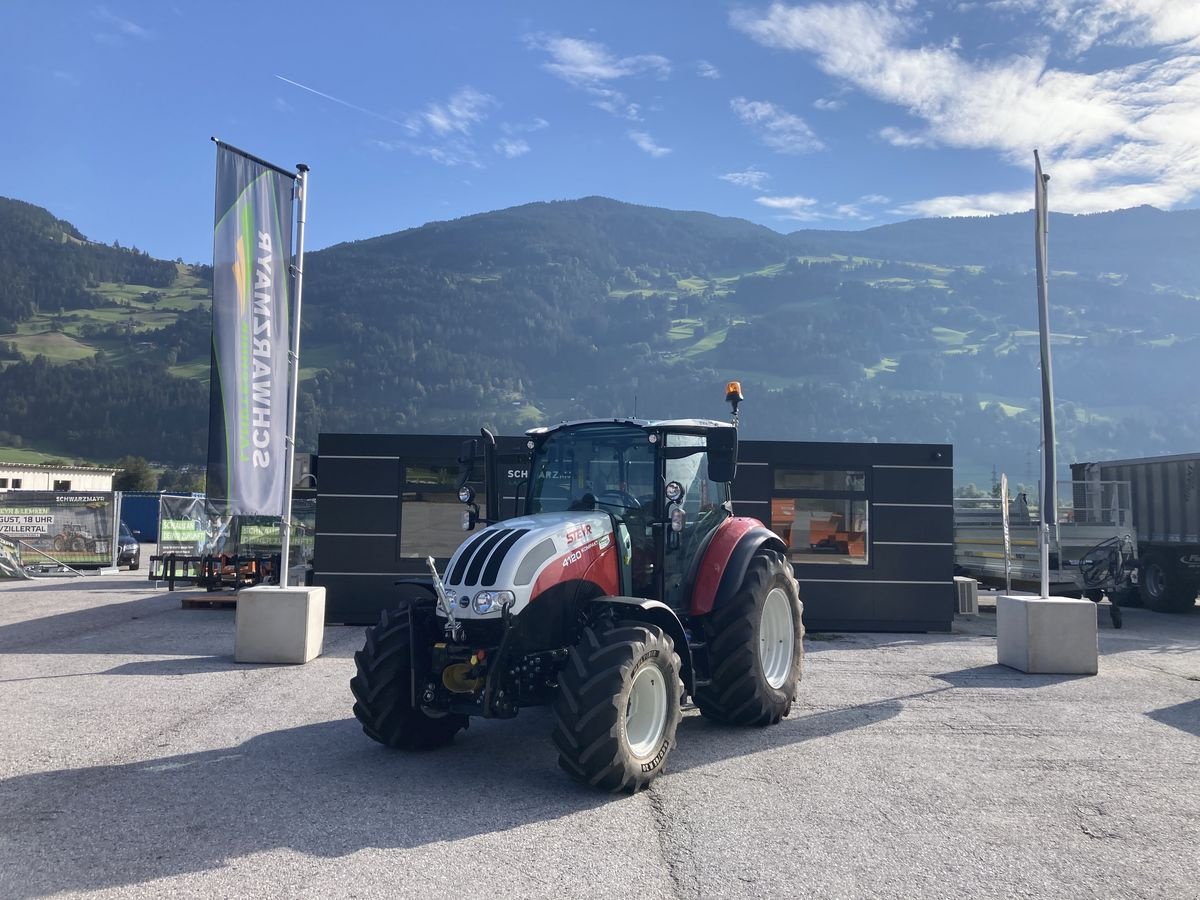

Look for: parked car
[117,521,141,571]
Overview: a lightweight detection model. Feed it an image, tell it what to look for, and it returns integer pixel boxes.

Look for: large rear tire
[551,621,683,792]
[695,549,804,726]
[351,608,467,750]
[1139,553,1198,614]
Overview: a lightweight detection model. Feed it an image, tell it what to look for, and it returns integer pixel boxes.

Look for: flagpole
[278,163,309,589]
[1034,150,1057,599]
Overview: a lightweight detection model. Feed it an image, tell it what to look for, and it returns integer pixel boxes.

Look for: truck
[1072,454,1200,613]
[350,383,806,792]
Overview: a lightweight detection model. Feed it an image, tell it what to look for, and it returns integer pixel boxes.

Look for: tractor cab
[523,418,737,609]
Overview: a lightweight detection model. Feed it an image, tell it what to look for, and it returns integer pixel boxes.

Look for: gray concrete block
[997,594,1098,674]
[234,585,326,664]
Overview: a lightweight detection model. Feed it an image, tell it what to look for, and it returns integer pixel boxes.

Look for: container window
[771,468,868,566]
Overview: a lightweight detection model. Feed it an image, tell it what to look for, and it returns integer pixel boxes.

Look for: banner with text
[207,142,295,516]
[0,492,118,568]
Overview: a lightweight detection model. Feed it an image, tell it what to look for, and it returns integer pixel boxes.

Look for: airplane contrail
[275,75,406,127]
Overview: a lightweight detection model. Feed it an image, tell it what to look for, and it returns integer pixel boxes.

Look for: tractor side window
[664,434,728,518]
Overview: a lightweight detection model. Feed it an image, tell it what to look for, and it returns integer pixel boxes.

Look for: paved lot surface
[1,574,1197,899]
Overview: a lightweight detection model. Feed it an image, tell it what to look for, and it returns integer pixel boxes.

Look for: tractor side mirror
[707,426,738,482]
[456,439,478,491]
[457,440,481,531]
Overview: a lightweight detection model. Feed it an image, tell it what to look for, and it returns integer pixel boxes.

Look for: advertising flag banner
[207,143,295,516]
[1034,151,1057,541]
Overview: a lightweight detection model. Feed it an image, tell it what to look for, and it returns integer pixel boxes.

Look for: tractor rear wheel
[351,607,467,750]
[695,549,804,726]
[551,621,683,792]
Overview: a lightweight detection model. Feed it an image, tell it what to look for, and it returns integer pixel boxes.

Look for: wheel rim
[760,586,795,690]
[626,665,668,759]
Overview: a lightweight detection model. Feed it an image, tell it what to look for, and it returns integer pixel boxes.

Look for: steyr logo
[565,524,593,544]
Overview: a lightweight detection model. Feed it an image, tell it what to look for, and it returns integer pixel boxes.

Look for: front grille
[463,528,513,586]
[450,529,495,585]
[481,529,530,586]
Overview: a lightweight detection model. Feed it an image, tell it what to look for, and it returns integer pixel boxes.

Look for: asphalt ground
[1,574,1197,900]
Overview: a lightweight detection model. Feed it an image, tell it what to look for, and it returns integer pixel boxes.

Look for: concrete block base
[997,594,1098,675]
[235,585,326,664]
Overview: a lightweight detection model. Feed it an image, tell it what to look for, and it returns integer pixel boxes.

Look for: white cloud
[533,35,671,85]
[409,87,496,136]
[732,1,1200,215]
[813,97,844,110]
[731,97,824,153]
[494,138,531,158]
[93,5,151,41]
[629,131,672,157]
[719,167,771,189]
[501,117,549,135]
[529,34,669,119]
[697,60,722,79]
[755,194,821,220]
[757,191,893,222]
[879,125,933,148]
[373,138,484,169]
[990,0,1200,53]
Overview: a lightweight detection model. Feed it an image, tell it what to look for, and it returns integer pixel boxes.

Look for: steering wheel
[596,489,642,510]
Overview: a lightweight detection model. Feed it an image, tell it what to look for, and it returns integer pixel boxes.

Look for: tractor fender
[592,596,695,694]
[689,517,787,617]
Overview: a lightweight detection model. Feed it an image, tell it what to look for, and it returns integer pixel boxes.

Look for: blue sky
[3,1,1198,262]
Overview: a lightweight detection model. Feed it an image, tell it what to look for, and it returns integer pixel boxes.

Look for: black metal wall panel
[868,543,954,582]
[872,466,953,504]
[316,496,399,536]
[318,457,402,496]
[315,535,399,572]
[872,504,955,544]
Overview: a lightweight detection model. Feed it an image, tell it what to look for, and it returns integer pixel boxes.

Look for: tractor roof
[526,417,734,438]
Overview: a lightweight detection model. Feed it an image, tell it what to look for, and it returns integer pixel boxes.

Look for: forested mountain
[1,193,1198,485]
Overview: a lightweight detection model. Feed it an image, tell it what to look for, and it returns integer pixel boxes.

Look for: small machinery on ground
[351,383,805,791]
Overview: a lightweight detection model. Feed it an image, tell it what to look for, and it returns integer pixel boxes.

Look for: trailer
[953,480,1137,603]
[1072,454,1200,613]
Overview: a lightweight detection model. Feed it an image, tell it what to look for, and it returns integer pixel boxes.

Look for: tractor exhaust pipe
[481,427,499,524]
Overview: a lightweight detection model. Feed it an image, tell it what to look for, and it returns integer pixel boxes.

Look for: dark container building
[312,431,954,632]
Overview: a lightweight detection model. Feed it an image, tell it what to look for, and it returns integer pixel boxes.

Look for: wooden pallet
[181,594,238,610]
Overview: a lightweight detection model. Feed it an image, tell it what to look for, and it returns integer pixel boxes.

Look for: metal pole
[278,164,309,589]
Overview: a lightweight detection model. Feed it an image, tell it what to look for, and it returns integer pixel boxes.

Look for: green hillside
[1,194,1198,484]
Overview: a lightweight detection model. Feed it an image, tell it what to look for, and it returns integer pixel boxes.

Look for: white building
[0,462,119,493]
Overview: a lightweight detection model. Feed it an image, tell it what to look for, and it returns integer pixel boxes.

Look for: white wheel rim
[760,586,795,690]
[626,664,668,759]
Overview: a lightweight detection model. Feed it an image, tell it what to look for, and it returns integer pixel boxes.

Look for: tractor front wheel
[351,608,467,750]
[551,622,683,792]
[695,549,804,726]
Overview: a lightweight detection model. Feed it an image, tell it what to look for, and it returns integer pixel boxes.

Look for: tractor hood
[439,511,621,619]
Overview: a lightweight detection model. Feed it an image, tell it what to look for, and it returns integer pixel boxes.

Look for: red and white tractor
[351,383,804,791]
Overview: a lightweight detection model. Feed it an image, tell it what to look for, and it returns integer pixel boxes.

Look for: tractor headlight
[473,589,515,615]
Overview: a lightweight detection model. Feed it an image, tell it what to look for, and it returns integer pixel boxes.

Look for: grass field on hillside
[0,265,212,365]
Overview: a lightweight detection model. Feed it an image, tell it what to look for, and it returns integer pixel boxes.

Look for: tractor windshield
[528,423,656,515]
